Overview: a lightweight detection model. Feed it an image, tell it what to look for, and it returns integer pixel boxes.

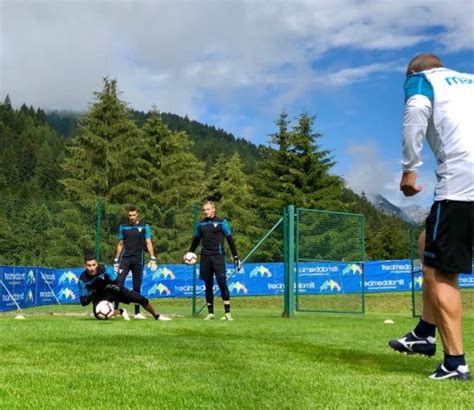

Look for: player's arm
[103,266,121,293]
[189,224,201,253]
[78,280,93,306]
[144,225,157,270]
[114,225,125,271]
[222,219,241,269]
[400,74,433,197]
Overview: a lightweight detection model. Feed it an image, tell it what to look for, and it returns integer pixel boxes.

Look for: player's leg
[200,256,215,319]
[118,287,171,321]
[213,256,232,321]
[389,209,439,356]
[131,263,145,318]
[426,201,471,380]
[114,259,131,311]
[418,230,437,326]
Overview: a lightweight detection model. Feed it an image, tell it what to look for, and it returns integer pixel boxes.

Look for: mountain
[368,194,428,224]
[401,204,429,224]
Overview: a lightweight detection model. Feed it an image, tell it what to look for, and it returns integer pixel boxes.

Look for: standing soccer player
[186,201,241,321]
[388,54,473,381]
[114,206,157,320]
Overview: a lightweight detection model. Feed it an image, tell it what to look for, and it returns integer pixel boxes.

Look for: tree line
[0,79,410,267]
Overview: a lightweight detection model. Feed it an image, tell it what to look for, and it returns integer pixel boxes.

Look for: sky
[1,0,473,208]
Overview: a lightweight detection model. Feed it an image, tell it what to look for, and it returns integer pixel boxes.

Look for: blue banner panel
[54,268,82,304]
[36,268,59,306]
[0,259,472,311]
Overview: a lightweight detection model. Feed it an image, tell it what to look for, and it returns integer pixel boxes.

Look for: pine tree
[206,153,260,256]
[61,78,152,203]
[289,112,345,210]
[253,111,295,215]
[141,110,206,262]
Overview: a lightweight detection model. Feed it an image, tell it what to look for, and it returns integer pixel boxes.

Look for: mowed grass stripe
[0,306,473,408]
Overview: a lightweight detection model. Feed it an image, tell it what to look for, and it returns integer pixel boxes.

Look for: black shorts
[92,288,149,307]
[199,254,226,281]
[424,200,473,274]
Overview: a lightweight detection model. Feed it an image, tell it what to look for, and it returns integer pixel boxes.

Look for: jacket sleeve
[189,224,201,252]
[222,220,238,257]
[78,280,92,306]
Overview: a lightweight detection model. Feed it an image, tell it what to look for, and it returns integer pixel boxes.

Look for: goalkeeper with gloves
[79,255,171,321]
[186,200,241,321]
[113,205,158,319]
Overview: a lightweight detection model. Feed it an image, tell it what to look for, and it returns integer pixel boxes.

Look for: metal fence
[295,208,365,314]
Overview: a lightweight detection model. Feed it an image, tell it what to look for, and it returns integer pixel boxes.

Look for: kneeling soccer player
[78,255,171,321]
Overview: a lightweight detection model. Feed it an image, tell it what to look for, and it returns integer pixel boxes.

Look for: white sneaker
[121,309,130,321]
[220,313,233,321]
[134,312,147,320]
[203,313,215,320]
[157,314,172,321]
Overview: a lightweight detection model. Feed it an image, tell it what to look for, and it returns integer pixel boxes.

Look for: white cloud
[344,141,436,208]
[0,0,472,116]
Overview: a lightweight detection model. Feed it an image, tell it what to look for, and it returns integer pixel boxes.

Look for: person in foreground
[79,255,171,321]
[388,53,473,381]
[186,200,241,321]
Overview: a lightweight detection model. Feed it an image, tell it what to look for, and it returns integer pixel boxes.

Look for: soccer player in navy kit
[79,255,170,321]
[114,206,157,319]
[389,54,473,381]
[187,201,241,321]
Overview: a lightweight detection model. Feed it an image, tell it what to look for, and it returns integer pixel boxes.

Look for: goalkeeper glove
[233,256,242,271]
[147,256,158,272]
[105,284,120,294]
[113,259,120,273]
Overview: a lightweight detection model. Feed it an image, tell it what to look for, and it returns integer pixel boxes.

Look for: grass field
[1,294,473,409]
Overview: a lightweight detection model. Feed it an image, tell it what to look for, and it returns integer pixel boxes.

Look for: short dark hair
[128,205,138,213]
[407,53,443,75]
[84,254,97,263]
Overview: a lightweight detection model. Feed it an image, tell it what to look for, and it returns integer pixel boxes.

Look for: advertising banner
[0,259,472,311]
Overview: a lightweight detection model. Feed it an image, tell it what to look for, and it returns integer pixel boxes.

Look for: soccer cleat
[134,312,147,320]
[120,308,130,321]
[220,313,233,321]
[157,314,172,321]
[203,313,215,320]
[429,364,471,381]
[388,331,436,356]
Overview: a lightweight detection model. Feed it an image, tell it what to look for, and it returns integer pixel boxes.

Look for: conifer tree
[141,110,206,262]
[61,78,152,203]
[206,153,259,256]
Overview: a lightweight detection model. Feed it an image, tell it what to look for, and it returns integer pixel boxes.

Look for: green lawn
[0,295,472,408]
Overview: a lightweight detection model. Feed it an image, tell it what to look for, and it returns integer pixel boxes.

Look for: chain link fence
[295,208,365,314]
[0,200,287,317]
[192,207,285,319]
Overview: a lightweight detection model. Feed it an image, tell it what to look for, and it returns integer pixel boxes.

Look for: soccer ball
[184,252,197,265]
[94,300,114,320]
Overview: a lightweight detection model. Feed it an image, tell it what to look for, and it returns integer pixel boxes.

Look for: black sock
[154,313,160,320]
[224,304,230,314]
[207,303,214,314]
[414,319,436,338]
[444,353,465,371]
[135,304,140,315]
[119,308,124,316]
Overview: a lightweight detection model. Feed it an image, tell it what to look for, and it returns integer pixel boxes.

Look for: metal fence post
[192,203,198,317]
[283,205,295,318]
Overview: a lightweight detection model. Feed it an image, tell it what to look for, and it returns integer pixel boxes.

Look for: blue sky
[1,0,473,208]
